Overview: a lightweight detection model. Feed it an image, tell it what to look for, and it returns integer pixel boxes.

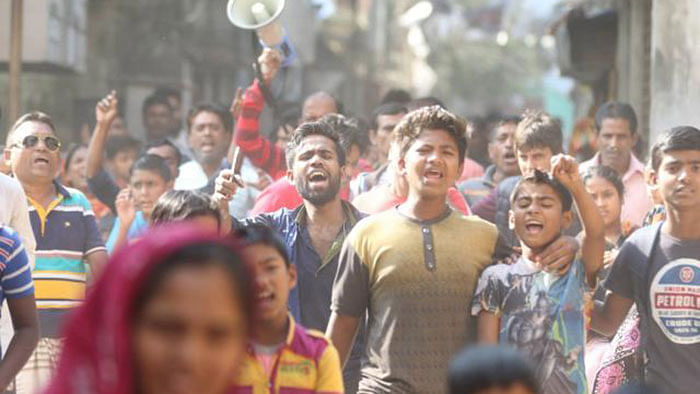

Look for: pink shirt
[459,157,485,183]
[580,152,652,228]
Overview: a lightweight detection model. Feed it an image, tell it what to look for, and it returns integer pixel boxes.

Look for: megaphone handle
[253,59,278,113]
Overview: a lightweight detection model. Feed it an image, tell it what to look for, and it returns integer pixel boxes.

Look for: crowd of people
[0,44,697,394]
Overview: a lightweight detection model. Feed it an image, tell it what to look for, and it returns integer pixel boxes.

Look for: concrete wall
[649,0,700,145]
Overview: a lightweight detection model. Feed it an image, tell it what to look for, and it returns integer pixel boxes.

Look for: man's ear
[631,132,640,148]
[648,168,658,188]
[288,263,298,290]
[368,129,378,144]
[508,209,516,230]
[487,142,497,163]
[396,156,407,177]
[561,210,573,230]
[286,169,294,183]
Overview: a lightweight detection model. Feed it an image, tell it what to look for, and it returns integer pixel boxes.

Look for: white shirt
[173,157,263,218]
[174,160,211,191]
[0,173,35,266]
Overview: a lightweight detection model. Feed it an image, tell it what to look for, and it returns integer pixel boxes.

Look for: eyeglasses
[12,135,62,152]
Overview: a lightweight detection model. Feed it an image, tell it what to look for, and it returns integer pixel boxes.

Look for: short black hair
[650,126,700,171]
[515,110,563,155]
[186,103,233,133]
[448,345,539,394]
[106,135,141,160]
[595,101,638,135]
[582,165,625,202]
[380,88,412,105]
[150,190,221,227]
[153,86,181,102]
[7,111,57,145]
[131,153,172,182]
[235,223,290,267]
[489,115,522,141]
[370,102,408,131]
[511,169,573,212]
[406,96,447,111]
[145,139,182,167]
[319,113,369,156]
[394,105,468,162]
[141,93,171,118]
[285,121,346,168]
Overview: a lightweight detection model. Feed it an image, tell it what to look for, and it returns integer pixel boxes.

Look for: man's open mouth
[308,170,328,183]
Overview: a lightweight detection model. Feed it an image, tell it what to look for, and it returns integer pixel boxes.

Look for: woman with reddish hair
[45,224,254,394]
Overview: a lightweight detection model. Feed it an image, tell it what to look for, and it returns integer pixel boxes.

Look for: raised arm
[86,91,119,178]
[232,49,286,178]
[551,154,605,286]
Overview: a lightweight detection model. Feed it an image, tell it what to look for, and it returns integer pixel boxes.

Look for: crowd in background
[0,44,697,394]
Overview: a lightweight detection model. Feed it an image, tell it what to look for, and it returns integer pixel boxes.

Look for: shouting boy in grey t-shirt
[592,126,700,394]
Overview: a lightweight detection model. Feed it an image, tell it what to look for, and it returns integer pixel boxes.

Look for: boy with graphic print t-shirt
[592,126,700,394]
[472,154,605,394]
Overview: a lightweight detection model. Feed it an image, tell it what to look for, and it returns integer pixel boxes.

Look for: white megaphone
[227,0,286,47]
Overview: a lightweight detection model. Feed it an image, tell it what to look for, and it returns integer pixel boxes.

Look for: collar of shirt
[26,180,71,236]
[584,152,645,183]
[481,164,498,186]
[294,201,359,267]
[249,312,296,355]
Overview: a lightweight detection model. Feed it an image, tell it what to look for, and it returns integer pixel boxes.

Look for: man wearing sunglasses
[4,111,107,391]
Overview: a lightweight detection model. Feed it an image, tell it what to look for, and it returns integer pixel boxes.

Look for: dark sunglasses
[13,135,61,151]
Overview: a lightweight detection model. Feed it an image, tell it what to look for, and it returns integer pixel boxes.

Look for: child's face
[130,169,172,217]
[509,182,572,251]
[516,146,553,176]
[585,175,622,228]
[147,145,180,181]
[112,149,138,182]
[653,150,700,210]
[398,129,463,201]
[243,243,296,326]
[65,146,88,191]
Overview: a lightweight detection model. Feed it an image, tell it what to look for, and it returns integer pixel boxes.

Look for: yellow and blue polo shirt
[27,181,106,338]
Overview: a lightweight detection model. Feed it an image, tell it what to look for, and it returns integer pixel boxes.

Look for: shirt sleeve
[233,80,286,178]
[315,342,344,394]
[470,266,505,317]
[8,178,36,267]
[1,229,34,299]
[447,187,470,215]
[603,241,636,299]
[331,237,370,318]
[80,195,107,256]
[105,217,121,253]
[471,187,497,223]
[87,169,120,213]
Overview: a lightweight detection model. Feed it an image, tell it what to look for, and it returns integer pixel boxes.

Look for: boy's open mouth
[256,291,275,303]
[524,221,544,234]
[424,168,444,180]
